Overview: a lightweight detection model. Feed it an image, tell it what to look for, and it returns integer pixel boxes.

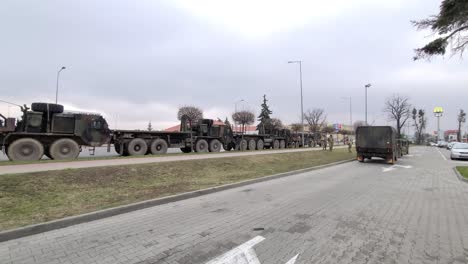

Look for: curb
[453,167,468,183]
[0,158,354,242]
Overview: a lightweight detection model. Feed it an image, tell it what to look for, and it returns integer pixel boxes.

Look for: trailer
[111,116,235,155]
[355,126,399,164]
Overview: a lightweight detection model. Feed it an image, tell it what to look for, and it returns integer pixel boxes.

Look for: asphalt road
[0,146,345,175]
[1,146,468,264]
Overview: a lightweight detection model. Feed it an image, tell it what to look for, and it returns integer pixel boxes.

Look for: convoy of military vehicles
[0,102,323,161]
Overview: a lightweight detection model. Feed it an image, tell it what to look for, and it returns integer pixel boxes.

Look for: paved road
[0,146,345,175]
[1,146,468,264]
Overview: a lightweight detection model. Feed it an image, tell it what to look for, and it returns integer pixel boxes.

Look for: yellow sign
[433,106,444,113]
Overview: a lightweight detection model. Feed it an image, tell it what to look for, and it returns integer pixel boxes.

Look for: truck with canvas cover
[355,126,399,164]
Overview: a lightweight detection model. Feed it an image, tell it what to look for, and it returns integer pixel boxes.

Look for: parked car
[447,142,458,150]
[450,143,468,160]
[437,141,448,148]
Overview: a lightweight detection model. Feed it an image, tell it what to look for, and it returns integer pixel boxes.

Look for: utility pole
[288,60,305,147]
[364,83,371,125]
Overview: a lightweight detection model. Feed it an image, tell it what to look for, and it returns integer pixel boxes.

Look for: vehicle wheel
[127,138,148,156]
[273,140,280,149]
[295,142,300,148]
[150,139,168,155]
[195,139,209,152]
[49,138,80,160]
[114,143,129,156]
[239,139,248,151]
[7,138,44,161]
[248,139,256,150]
[209,139,222,152]
[257,139,264,150]
[31,102,64,113]
[223,143,233,151]
[280,140,286,149]
[181,147,192,153]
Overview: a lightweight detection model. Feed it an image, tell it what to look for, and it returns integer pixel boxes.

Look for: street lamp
[55,66,66,104]
[433,106,444,142]
[288,60,305,147]
[364,83,371,125]
[341,96,352,128]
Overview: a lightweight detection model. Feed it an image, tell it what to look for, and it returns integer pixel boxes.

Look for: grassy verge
[456,166,468,180]
[0,149,353,231]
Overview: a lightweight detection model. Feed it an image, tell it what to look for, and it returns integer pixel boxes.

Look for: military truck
[0,103,111,161]
[111,115,235,155]
[355,126,399,164]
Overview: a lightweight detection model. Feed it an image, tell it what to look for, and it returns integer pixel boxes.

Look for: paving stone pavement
[1,146,468,264]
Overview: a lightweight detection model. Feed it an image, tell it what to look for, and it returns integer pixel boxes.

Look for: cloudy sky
[1,0,467,134]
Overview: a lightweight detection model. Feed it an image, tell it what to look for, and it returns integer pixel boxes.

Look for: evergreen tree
[147,121,153,131]
[257,95,273,133]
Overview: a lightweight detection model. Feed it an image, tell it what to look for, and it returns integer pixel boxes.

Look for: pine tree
[257,94,273,133]
[147,121,153,131]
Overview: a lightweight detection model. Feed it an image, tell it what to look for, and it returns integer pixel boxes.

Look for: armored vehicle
[355,126,398,164]
[0,103,111,161]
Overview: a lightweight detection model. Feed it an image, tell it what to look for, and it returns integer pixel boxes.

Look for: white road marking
[382,165,412,172]
[437,148,447,161]
[206,236,298,264]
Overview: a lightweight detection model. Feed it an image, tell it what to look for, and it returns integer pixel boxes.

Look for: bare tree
[290,123,303,133]
[177,105,203,126]
[322,126,335,134]
[270,118,284,131]
[412,108,427,144]
[383,95,411,138]
[353,120,366,131]
[232,110,255,134]
[458,109,466,141]
[303,108,327,134]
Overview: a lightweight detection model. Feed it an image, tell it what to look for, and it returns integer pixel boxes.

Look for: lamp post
[433,106,444,142]
[288,60,305,147]
[55,66,66,104]
[364,83,371,125]
[341,96,352,128]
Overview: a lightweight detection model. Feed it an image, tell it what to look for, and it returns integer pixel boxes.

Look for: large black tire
[150,139,168,155]
[295,142,300,148]
[49,138,80,160]
[239,139,248,151]
[127,138,148,156]
[114,143,129,156]
[31,102,64,114]
[273,140,280,149]
[223,143,233,151]
[195,139,209,152]
[257,139,264,150]
[209,139,222,152]
[181,147,192,153]
[248,139,256,150]
[7,138,44,161]
[280,140,286,149]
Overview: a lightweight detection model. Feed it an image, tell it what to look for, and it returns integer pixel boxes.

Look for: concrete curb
[0,158,354,242]
[453,167,468,183]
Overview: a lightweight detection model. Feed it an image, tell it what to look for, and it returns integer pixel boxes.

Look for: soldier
[328,135,334,151]
[348,139,352,153]
[322,135,327,150]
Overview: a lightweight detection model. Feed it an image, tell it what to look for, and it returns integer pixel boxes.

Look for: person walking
[322,135,327,150]
[348,139,352,153]
[328,135,334,151]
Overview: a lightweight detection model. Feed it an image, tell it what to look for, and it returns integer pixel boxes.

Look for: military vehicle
[355,126,399,164]
[0,102,111,161]
[112,115,235,155]
[1,102,318,161]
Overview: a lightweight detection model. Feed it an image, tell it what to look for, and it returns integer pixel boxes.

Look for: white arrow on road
[382,164,412,172]
[206,236,298,264]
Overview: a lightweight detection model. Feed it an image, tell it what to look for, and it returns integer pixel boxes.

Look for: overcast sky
[1,0,467,134]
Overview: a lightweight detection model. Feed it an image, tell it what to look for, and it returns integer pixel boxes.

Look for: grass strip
[456,166,468,180]
[0,149,353,231]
